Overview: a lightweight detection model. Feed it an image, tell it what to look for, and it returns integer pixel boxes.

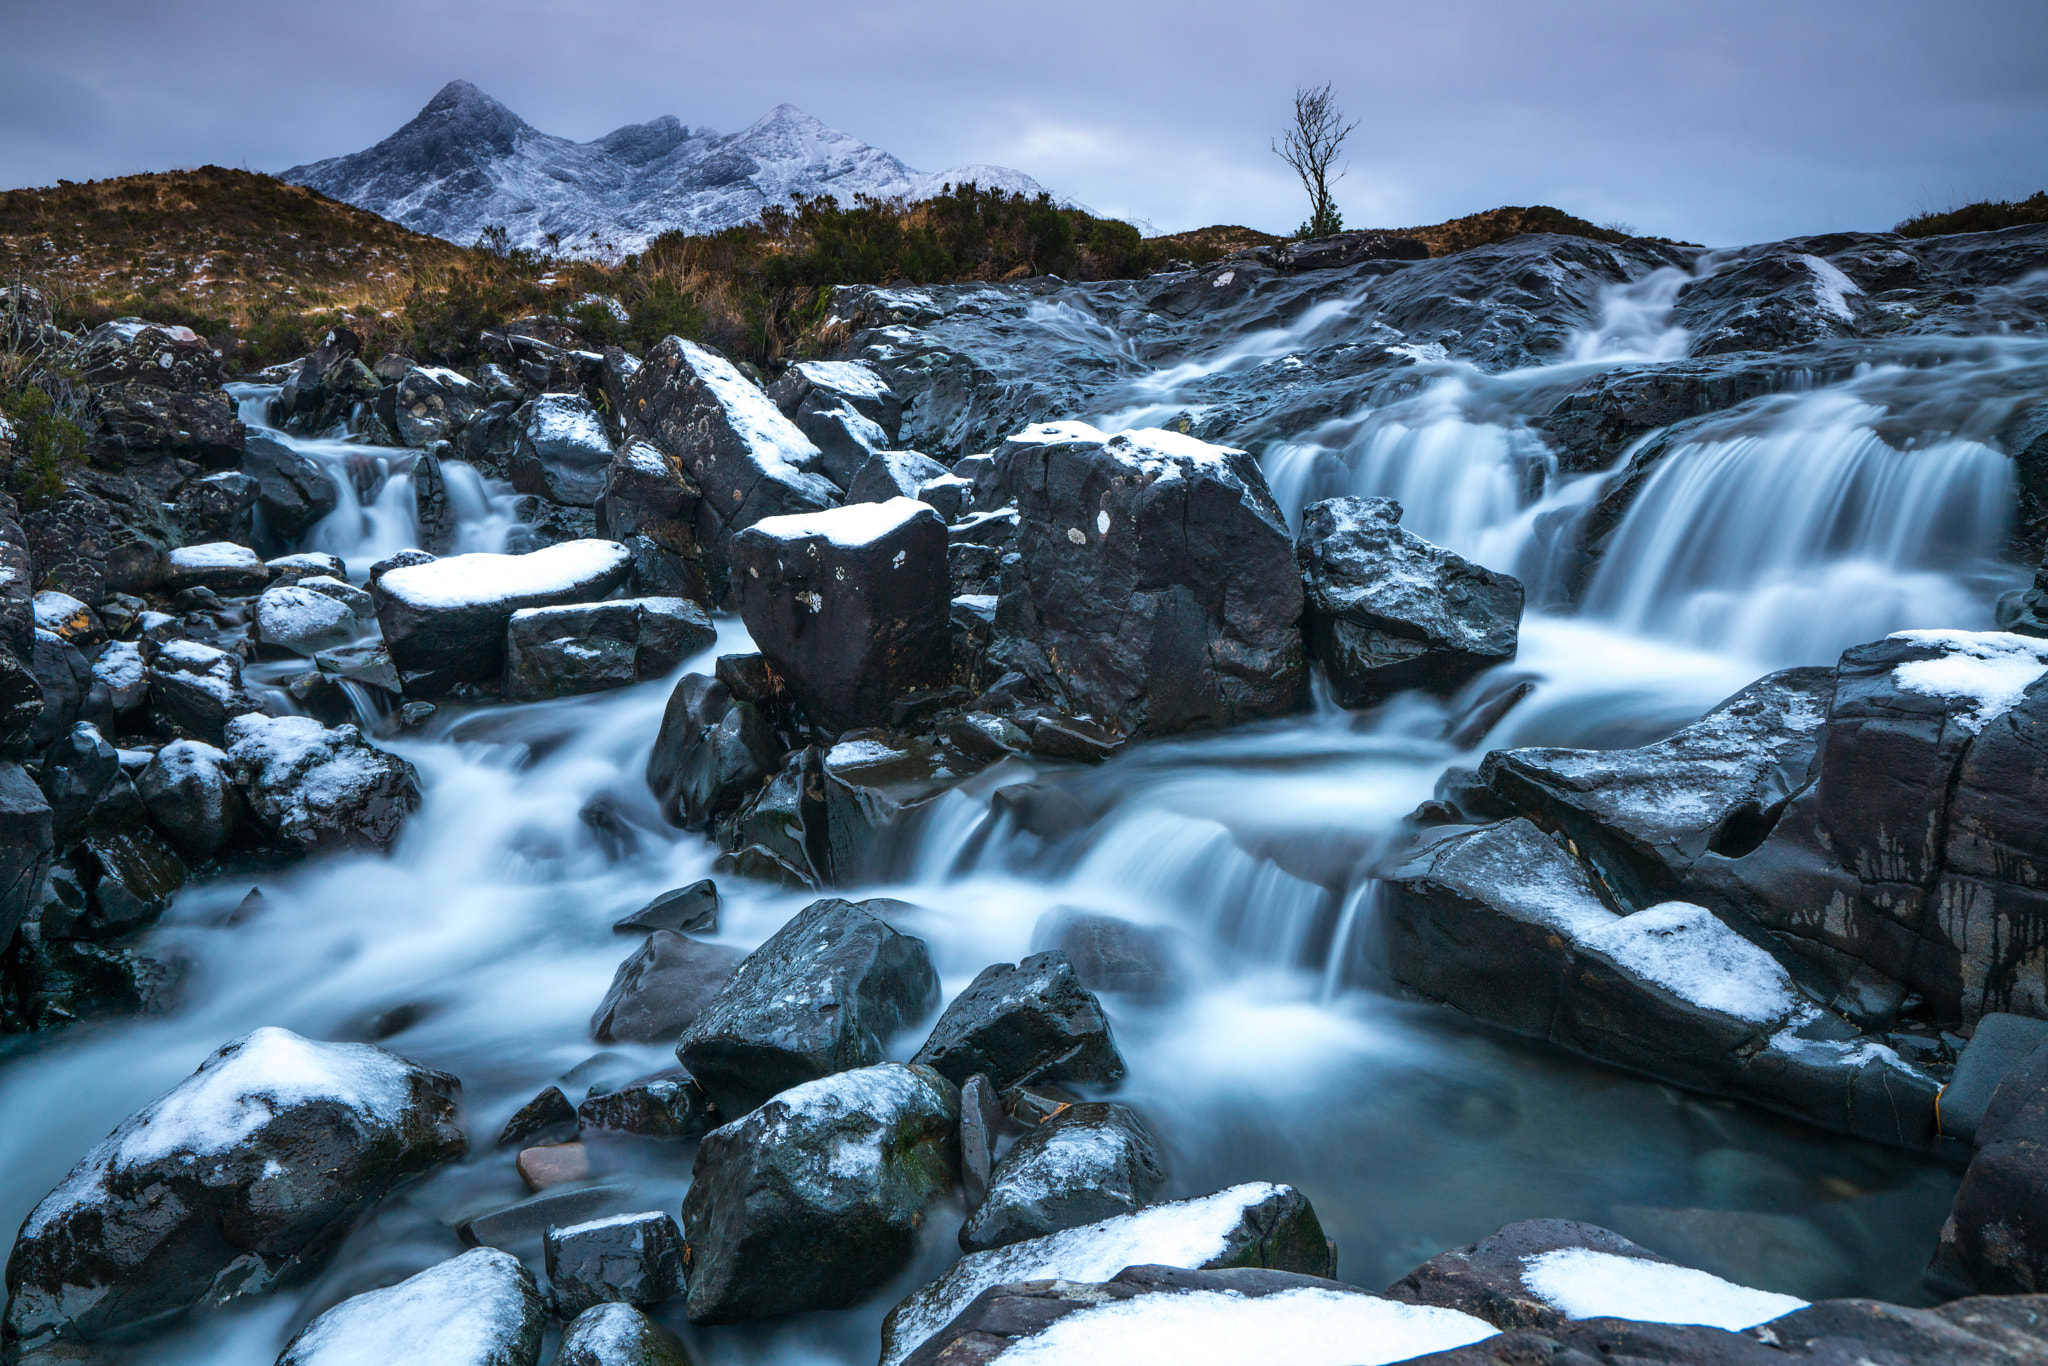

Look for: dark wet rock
[556,1302,693,1366]
[1273,230,1430,271]
[175,471,259,547]
[817,730,977,883]
[1480,665,1834,914]
[714,747,827,889]
[412,447,459,555]
[590,931,745,1044]
[675,896,940,1118]
[595,439,708,604]
[1030,907,1184,1002]
[1674,234,1905,356]
[79,778,188,935]
[166,541,272,596]
[911,950,1126,1093]
[0,760,54,946]
[29,628,97,753]
[224,713,420,852]
[4,1027,466,1355]
[731,497,952,734]
[254,582,360,654]
[768,359,903,488]
[1297,496,1522,707]
[503,596,713,701]
[510,393,613,507]
[1383,1218,1679,1331]
[147,638,253,747]
[134,738,241,859]
[8,936,178,1030]
[1939,1014,2048,1143]
[39,720,119,843]
[577,1069,715,1141]
[681,1062,958,1322]
[880,1182,1336,1366]
[497,1086,579,1149]
[1001,1081,1083,1128]
[619,337,837,597]
[276,327,379,435]
[546,1210,684,1317]
[276,1246,544,1366]
[457,1185,635,1253]
[959,1073,1002,1215]
[960,1101,1166,1252]
[1931,1035,2048,1294]
[393,364,484,448]
[243,434,341,539]
[993,424,1306,739]
[373,539,633,694]
[1379,817,1940,1147]
[848,450,950,505]
[644,673,779,829]
[614,879,718,935]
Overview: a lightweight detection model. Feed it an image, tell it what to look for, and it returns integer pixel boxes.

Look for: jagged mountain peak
[282,82,1058,255]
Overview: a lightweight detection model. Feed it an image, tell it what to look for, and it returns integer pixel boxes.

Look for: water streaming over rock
[6,257,2035,1363]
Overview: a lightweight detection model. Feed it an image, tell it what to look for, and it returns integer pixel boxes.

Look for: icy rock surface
[1520,1246,1806,1330]
[276,1247,544,1366]
[681,1062,958,1322]
[960,1100,1168,1250]
[5,1027,465,1353]
[224,713,420,851]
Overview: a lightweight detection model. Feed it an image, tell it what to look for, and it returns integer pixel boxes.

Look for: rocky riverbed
[1,220,2047,1364]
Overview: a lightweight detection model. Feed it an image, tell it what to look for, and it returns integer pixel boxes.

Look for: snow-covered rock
[502,596,712,701]
[847,450,950,506]
[620,337,838,595]
[254,583,359,654]
[276,1247,543,1366]
[993,424,1308,738]
[373,538,633,693]
[545,1210,684,1318]
[880,1182,1335,1366]
[266,551,349,583]
[961,1101,1167,1251]
[281,81,1063,256]
[224,713,420,852]
[556,1302,692,1366]
[730,496,951,733]
[136,738,242,857]
[1297,496,1523,707]
[911,949,1125,1093]
[165,541,271,596]
[32,589,102,648]
[5,1027,466,1354]
[768,359,903,488]
[91,639,148,715]
[676,896,939,1118]
[147,638,255,747]
[510,393,613,507]
[681,1062,958,1322]
[391,363,484,448]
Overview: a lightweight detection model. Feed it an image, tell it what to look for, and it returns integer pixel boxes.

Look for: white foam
[1522,1246,1806,1331]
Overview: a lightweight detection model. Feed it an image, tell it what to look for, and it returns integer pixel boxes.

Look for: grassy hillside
[1144,204,1695,265]
[1896,192,2048,239]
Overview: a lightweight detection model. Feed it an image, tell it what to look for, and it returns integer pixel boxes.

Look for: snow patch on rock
[1580,902,1798,1024]
[1889,630,2048,733]
[1521,1246,1806,1330]
[752,496,934,549]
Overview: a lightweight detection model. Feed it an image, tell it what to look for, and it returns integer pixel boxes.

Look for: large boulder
[510,393,613,507]
[589,930,744,1044]
[544,1210,684,1318]
[82,318,223,395]
[503,596,712,701]
[254,583,360,654]
[959,1101,1166,1251]
[275,1247,544,1366]
[595,439,708,603]
[224,713,420,852]
[644,672,779,829]
[1931,1037,2048,1294]
[147,639,255,747]
[731,497,952,734]
[675,897,940,1118]
[1379,818,1940,1147]
[680,1062,958,1322]
[910,950,1126,1092]
[391,364,484,448]
[242,435,340,540]
[880,1182,1335,1366]
[93,386,244,468]
[768,359,903,488]
[136,739,242,858]
[373,539,633,694]
[620,337,838,596]
[1296,496,1522,707]
[4,1027,466,1355]
[903,1264,1493,1366]
[993,423,1307,738]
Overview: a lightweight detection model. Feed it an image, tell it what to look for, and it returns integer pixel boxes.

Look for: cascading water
[2,257,2031,1364]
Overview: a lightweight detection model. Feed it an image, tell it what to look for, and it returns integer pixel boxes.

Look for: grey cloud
[0,0,2043,245]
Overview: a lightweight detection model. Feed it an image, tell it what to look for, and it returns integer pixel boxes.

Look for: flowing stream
[5,271,2042,1363]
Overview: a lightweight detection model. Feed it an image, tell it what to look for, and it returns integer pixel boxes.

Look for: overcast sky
[2,0,2043,245]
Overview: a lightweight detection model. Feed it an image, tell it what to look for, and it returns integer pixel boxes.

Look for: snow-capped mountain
[281,81,1069,255]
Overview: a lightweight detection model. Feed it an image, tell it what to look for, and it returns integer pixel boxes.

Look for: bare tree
[1272,83,1358,239]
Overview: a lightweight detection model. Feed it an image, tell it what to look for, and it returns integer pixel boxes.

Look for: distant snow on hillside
[281,81,1080,255]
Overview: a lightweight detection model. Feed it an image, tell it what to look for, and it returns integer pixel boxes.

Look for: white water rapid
[3,269,2034,1363]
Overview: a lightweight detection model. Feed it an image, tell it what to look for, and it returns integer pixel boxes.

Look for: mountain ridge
[281,80,1066,255]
